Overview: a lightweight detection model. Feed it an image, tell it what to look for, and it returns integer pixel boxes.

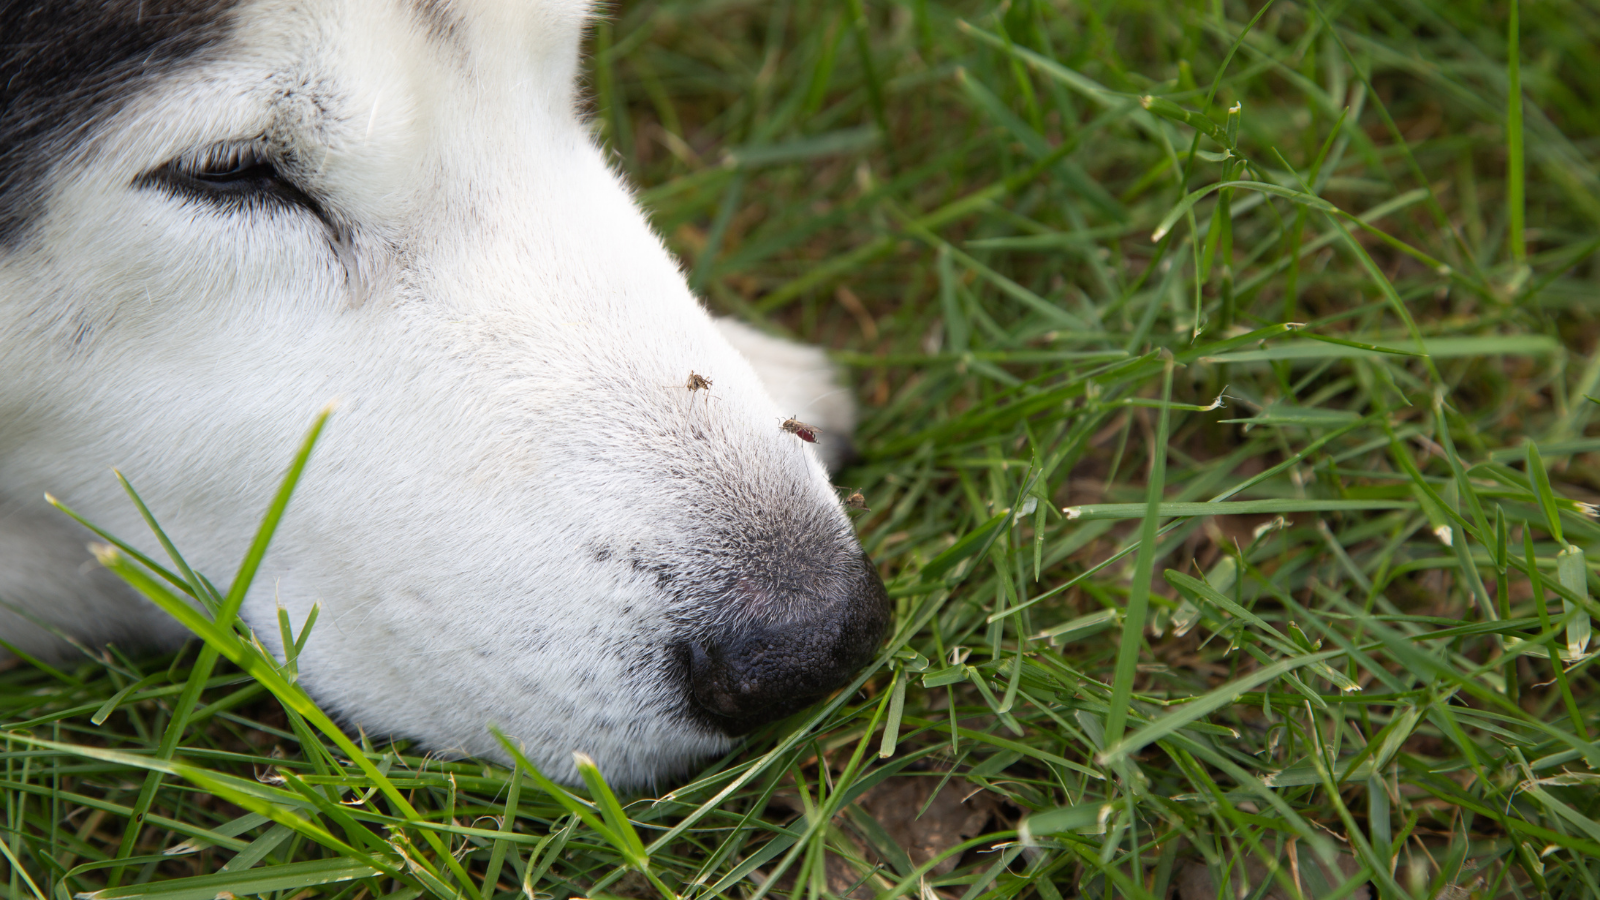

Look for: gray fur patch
[0,0,242,247]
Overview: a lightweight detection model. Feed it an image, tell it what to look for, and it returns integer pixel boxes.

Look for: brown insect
[780,417,819,443]
[667,370,715,407]
[843,491,870,512]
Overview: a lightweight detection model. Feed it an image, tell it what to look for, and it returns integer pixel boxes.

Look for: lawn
[6,1,1600,899]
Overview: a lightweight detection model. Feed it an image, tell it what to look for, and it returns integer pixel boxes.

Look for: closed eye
[137,142,332,227]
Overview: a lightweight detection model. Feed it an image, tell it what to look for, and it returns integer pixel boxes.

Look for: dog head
[0,0,888,785]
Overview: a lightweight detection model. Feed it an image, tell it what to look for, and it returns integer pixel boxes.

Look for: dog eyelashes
[189,142,277,183]
[136,141,331,226]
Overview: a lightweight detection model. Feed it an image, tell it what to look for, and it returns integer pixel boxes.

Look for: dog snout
[686,553,889,733]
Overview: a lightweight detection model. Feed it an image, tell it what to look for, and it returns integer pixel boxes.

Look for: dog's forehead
[178,0,596,144]
[405,0,595,60]
[232,0,595,81]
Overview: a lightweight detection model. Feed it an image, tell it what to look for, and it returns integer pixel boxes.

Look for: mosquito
[843,491,870,511]
[666,370,716,408]
[780,417,819,443]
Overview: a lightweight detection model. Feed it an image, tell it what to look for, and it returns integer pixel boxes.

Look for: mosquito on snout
[665,370,716,407]
[842,490,870,512]
[780,417,819,443]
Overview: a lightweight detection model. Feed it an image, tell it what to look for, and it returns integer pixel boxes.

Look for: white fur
[0,0,859,786]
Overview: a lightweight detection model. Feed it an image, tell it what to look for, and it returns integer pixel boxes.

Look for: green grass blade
[1018,803,1114,843]
[43,493,192,598]
[1507,0,1525,265]
[1103,356,1173,752]
[113,471,219,611]
[1101,648,1344,765]
[487,730,622,852]
[1526,441,1565,543]
[480,765,523,900]
[1556,545,1592,661]
[1062,499,1411,520]
[572,752,648,867]
[78,858,385,900]
[218,404,332,630]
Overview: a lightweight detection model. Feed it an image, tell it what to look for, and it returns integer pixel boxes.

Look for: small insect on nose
[686,553,890,734]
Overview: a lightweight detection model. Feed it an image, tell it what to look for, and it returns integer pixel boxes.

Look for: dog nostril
[686,554,890,734]
[687,640,753,720]
[688,632,818,724]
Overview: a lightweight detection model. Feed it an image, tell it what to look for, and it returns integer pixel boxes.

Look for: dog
[0,0,888,787]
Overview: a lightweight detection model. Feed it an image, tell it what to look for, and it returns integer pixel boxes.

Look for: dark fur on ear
[0,0,241,246]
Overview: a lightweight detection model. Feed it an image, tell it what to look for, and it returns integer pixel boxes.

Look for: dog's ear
[714,318,859,473]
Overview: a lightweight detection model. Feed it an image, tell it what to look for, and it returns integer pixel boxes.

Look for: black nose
[686,553,889,734]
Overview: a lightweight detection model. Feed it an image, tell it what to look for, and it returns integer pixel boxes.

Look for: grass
[6,0,1600,898]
